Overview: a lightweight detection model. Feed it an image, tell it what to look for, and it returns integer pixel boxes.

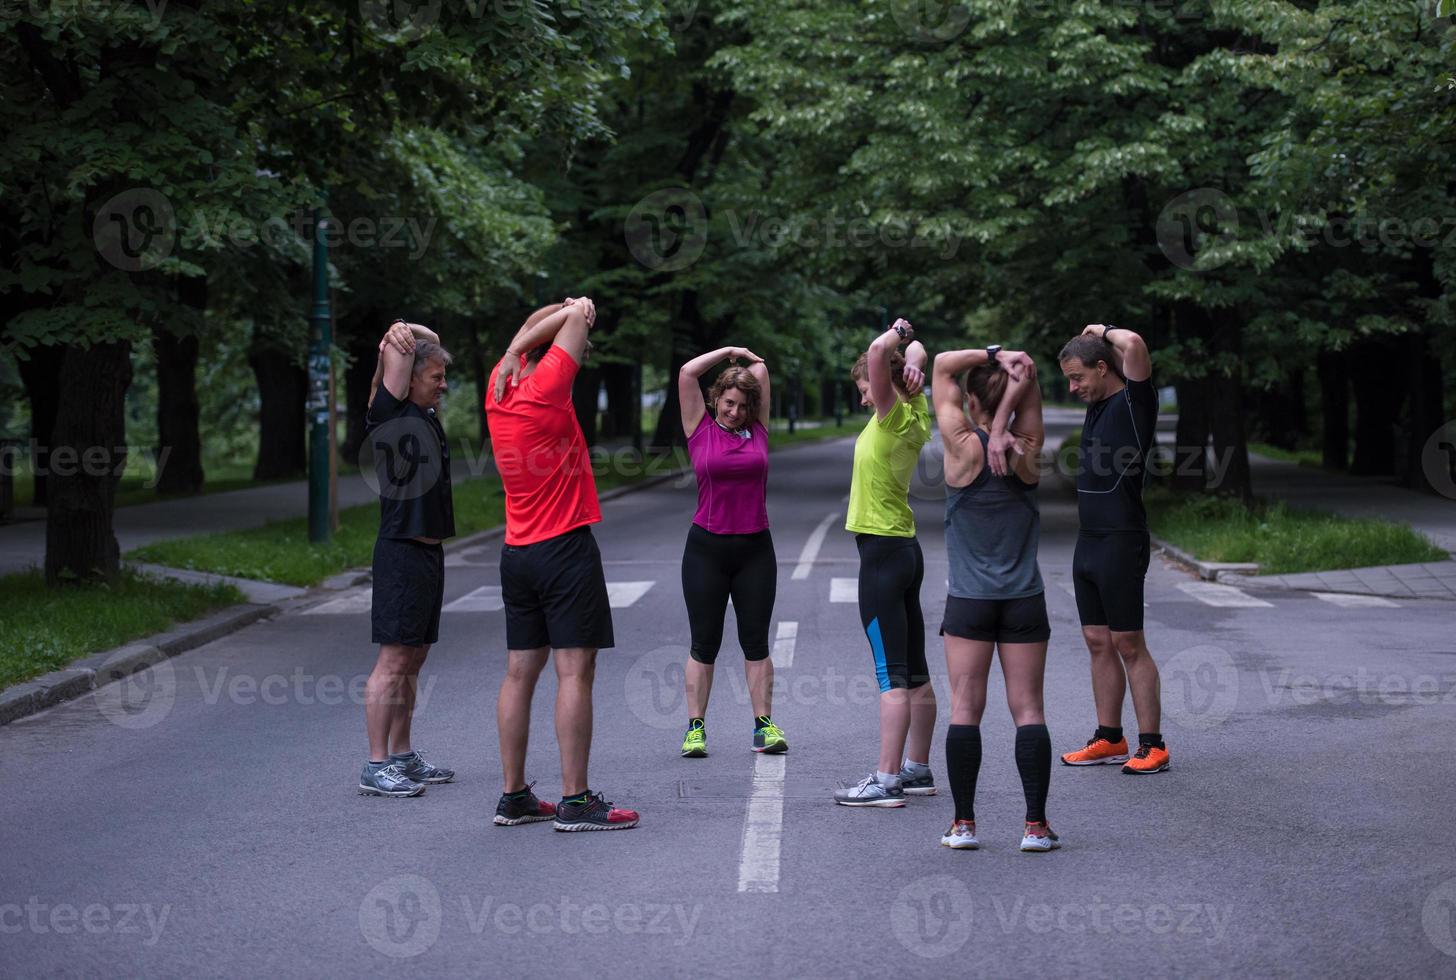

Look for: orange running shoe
[1121,743,1171,774]
[1060,733,1129,766]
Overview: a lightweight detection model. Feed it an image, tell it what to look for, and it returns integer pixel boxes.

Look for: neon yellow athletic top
[845,393,931,538]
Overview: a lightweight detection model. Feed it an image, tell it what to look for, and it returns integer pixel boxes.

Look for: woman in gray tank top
[929,345,1057,853]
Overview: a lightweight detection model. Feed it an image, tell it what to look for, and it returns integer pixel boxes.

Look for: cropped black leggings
[856,533,929,692]
[682,525,777,665]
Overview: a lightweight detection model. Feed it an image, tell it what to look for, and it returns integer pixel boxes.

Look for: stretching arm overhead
[1082,323,1151,383]
[492,298,595,400]
[678,346,765,437]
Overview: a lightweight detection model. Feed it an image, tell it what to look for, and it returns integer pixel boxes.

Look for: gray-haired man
[358,319,457,797]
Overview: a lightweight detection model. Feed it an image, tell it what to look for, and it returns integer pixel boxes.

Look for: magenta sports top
[688,414,770,534]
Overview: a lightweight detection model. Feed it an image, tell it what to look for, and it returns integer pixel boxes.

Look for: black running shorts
[500,526,615,651]
[940,592,1050,644]
[371,537,445,646]
[1072,530,1150,632]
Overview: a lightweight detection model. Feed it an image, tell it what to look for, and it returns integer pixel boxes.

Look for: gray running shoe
[394,750,455,784]
[896,764,937,796]
[359,762,425,798]
[833,773,906,807]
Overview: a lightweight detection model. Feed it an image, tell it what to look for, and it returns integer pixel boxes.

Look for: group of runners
[354,298,1170,847]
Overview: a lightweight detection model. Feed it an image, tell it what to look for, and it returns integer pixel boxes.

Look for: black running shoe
[493,783,557,826]
[553,792,640,831]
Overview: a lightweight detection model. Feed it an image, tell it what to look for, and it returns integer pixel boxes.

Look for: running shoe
[752,718,788,754]
[358,762,425,798]
[833,773,906,808]
[553,792,640,831]
[493,783,557,826]
[1020,822,1061,852]
[1060,733,1129,766]
[393,750,455,784]
[681,721,707,758]
[941,820,979,850]
[1121,743,1171,774]
[896,764,937,795]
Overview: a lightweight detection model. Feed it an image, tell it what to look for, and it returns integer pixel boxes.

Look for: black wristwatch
[893,322,909,340]
[986,344,1002,363]
[1101,325,1115,340]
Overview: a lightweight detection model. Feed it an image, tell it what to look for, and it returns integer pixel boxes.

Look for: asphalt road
[4,427,1456,977]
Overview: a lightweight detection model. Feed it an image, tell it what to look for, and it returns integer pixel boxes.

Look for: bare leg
[365,644,417,762]
[685,659,715,719]
[877,689,911,775]
[1111,630,1161,734]
[554,648,597,797]
[497,648,548,793]
[1082,625,1126,728]
[904,683,937,764]
[388,645,430,756]
[999,641,1048,726]
[744,658,774,720]
[944,637,994,727]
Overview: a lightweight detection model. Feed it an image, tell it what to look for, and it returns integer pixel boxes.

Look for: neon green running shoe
[753,717,788,754]
[681,721,707,758]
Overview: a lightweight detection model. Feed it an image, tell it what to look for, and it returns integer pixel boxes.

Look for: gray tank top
[945,429,1044,600]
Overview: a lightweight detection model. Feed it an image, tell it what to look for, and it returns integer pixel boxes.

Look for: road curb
[1150,535,1260,581]
[0,603,277,728]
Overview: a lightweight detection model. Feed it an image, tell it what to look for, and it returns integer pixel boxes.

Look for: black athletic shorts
[1072,530,1150,632]
[500,526,614,651]
[371,537,445,646]
[940,592,1050,644]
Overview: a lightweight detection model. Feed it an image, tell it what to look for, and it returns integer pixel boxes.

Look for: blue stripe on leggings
[866,617,890,693]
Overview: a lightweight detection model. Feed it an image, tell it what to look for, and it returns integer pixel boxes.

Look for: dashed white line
[1176,582,1274,608]
[736,753,787,894]
[830,578,857,603]
[302,589,371,615]
[792,510,841,580]
[771,621,798,668]
[441,586,503,613]
[1311,592,1399,608]
[605,581,655,608]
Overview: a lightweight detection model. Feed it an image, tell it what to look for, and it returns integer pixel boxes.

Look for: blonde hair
[707,366,762,420]
[851,349,909,396]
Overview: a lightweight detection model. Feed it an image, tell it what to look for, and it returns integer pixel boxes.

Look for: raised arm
[493,298,595,400]
[931,348,991,457]
[370,320,429,406]
[867,320,910,421]
[1082,323,1151,382]
[678,346,764,437]
[985,352,1044,481]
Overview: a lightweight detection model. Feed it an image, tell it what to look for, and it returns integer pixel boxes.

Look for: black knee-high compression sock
[945,724,982,822]
[1015,724,1052,823]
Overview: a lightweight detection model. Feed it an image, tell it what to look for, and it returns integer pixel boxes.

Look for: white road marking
[1176,582,1274,608]
[830,578,857,603]
[302,589,371,615]
[771,621,798,668]
[792,510,841,580]
[441,586,503,612]
[606,581,655,608]
[736,752,787,894]
[1311,592,1398,608]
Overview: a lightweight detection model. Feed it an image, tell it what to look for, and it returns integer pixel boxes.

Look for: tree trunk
[1398,334,1444,493]
[1318,350,1348,471]
[1172,377,1210,492]
[340,313,382,466]
[1205,311,1252,502]
[651,291,710,451]
[152,276,207,495]
[599,362,637,440]
[249,334,306,480]
[572,366,600,448]
[16,344,64,507]
[45,341,133,584]
[1349,340,1402,476]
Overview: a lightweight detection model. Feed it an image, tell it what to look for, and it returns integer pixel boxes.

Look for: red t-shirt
[485,345,601,546]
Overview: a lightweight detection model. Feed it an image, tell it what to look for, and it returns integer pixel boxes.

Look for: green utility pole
[307,200,332,543]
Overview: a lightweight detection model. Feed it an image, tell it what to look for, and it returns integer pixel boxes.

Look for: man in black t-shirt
[357,319,458,798]
[1056,324,1170,776]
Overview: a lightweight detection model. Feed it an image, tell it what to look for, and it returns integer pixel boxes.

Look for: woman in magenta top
[676,346,785,759]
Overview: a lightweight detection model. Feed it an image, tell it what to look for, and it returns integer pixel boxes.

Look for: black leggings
[855,534,928,691]
[682,525,777,665]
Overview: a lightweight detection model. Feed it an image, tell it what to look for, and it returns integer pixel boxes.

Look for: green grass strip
[0,570,243,689]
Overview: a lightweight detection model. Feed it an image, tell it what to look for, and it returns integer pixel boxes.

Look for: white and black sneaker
[359,762,425,798]
[833,773,906,807]
[896,763,937,796]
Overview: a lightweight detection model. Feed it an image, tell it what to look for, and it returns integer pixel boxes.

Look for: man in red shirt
[484,297,640,831]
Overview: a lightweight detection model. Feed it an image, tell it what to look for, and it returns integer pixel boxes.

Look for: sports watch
[986,344,1002,363]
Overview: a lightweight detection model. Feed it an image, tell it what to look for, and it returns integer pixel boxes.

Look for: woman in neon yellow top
[833,318,938,808]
